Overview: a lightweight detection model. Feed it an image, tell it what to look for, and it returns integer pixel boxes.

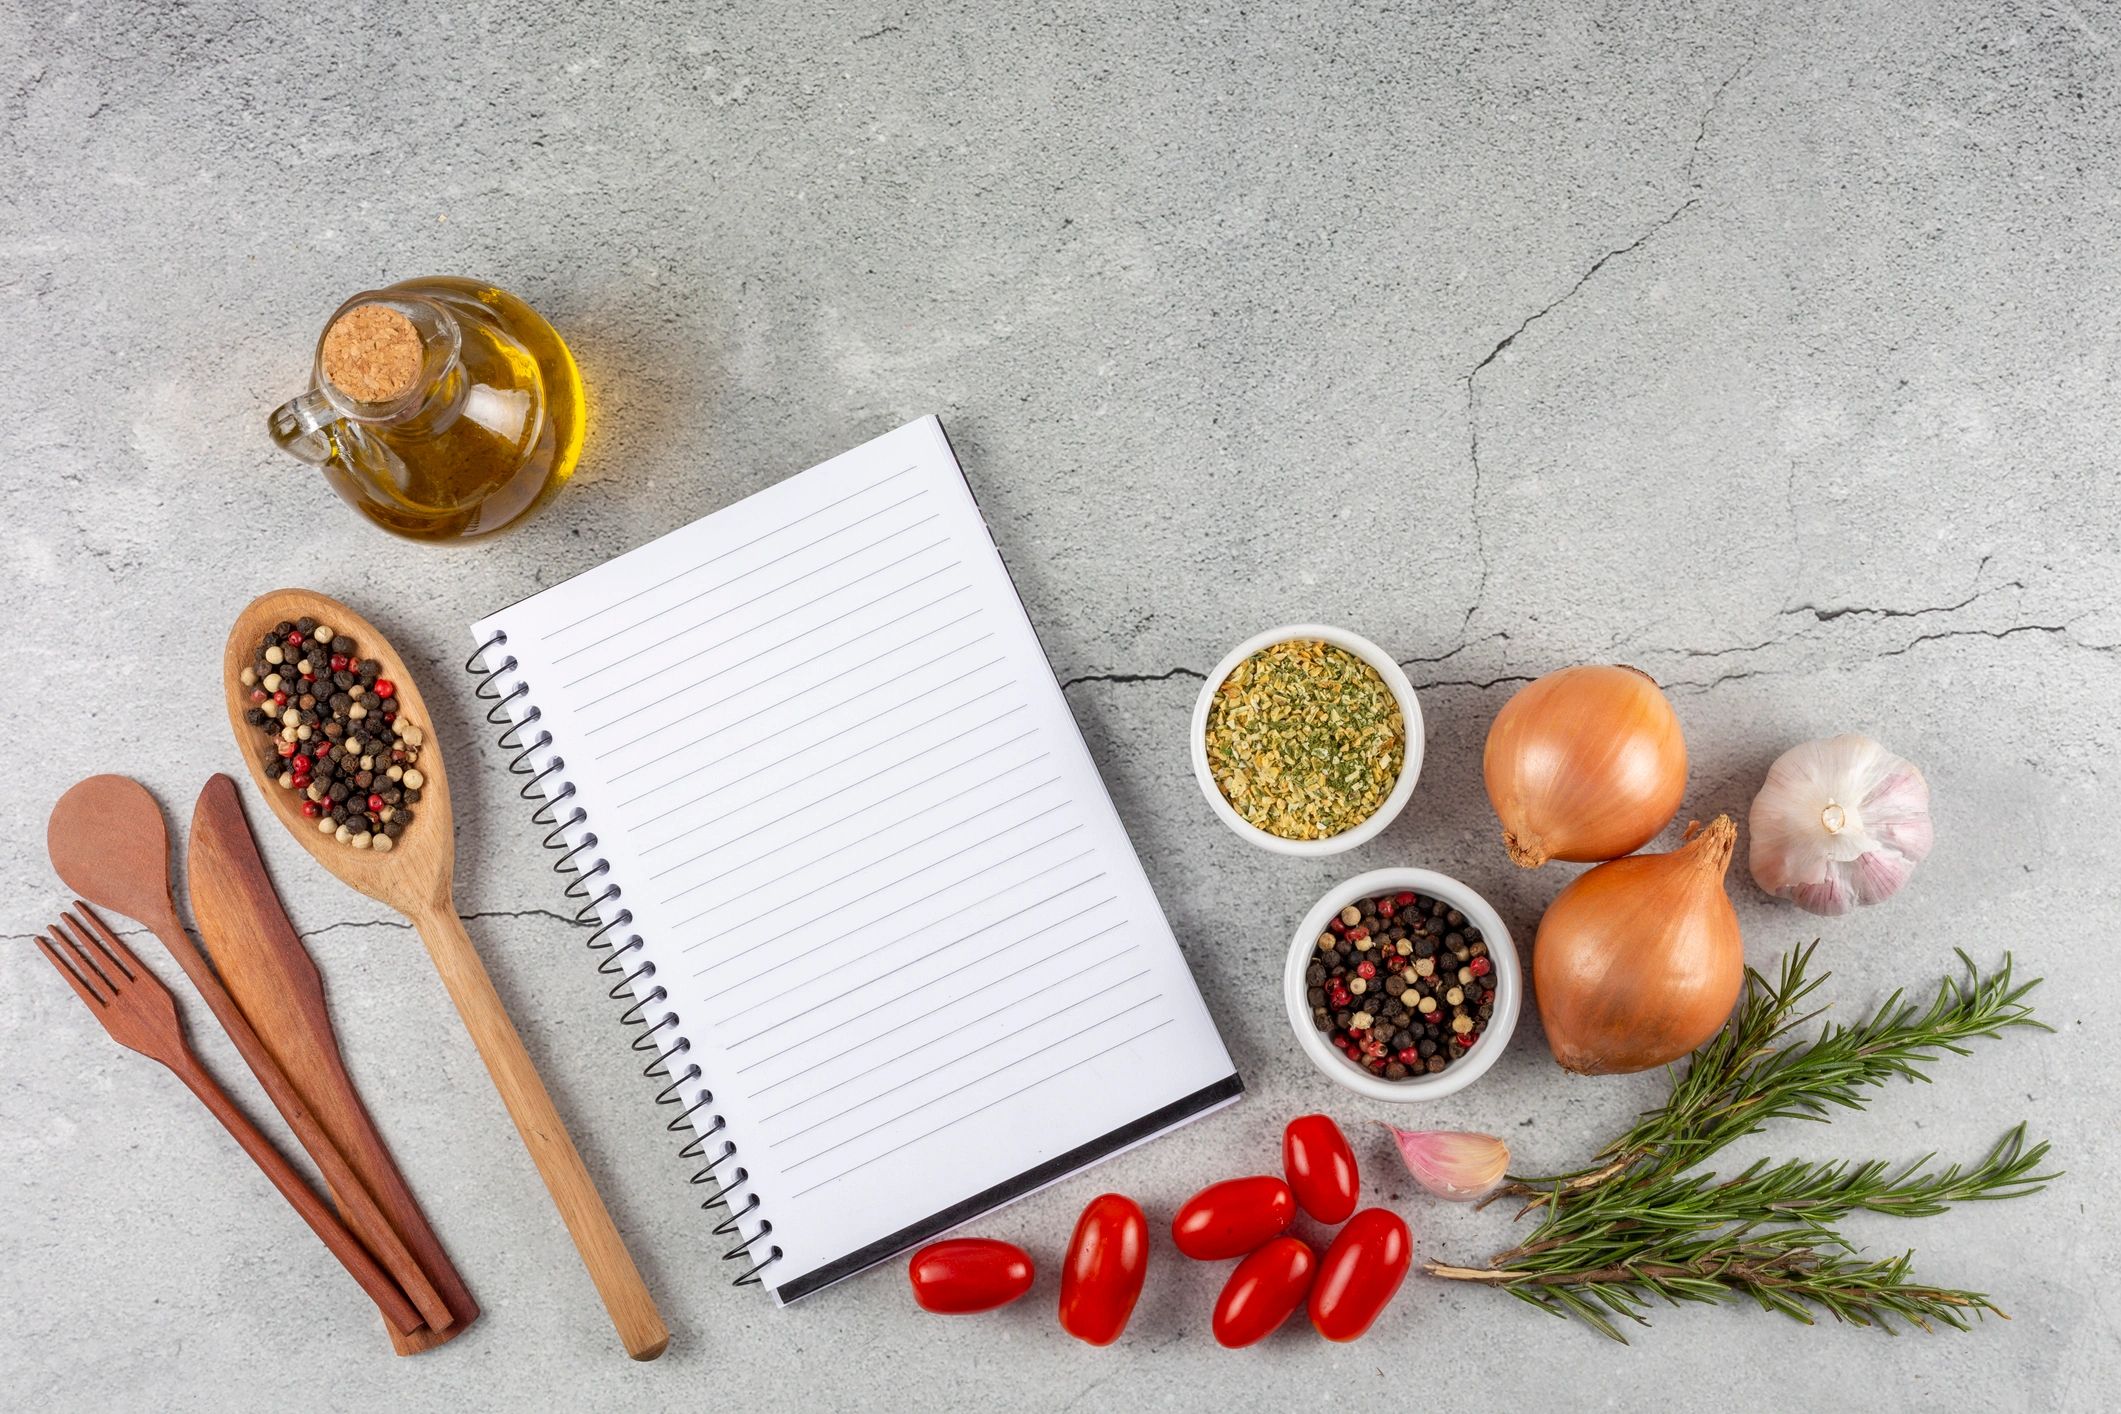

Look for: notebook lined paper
[471,417,1240,1303]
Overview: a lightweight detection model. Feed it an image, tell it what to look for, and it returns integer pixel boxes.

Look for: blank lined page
[472,417,1240,1303]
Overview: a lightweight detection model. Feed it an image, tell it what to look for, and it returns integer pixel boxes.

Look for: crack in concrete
[1674,635,1787,662]
[1871,622,2093,662]
[1663,619,2108,693]
[1685,52,1758,188]
[1412,674,1538,693]
[298,907,589,938]
[1665,665,1789,695]
[1056,651,1537,695]
[1058,666,1207,690]
[1782,580,2024,624]
[1458,196,1700,647]
[1454,58,1749,653]
[1459,383,1494,651]
[1463,196,1704,392]
[3,907,588,947]
[1398,632,1509,668]
[1665,557,2032,679]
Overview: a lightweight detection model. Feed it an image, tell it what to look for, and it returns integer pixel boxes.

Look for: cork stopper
[320,304,423,404]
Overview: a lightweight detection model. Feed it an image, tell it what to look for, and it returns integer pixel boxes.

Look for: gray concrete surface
[3,2,2116,1410]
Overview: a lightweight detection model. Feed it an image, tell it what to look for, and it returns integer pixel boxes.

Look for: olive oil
[269,277,585,542]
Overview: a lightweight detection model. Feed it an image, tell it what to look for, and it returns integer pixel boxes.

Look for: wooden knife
[187,773,480,1353]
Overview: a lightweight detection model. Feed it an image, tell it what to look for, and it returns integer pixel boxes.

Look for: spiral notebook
[467,417,1242,1304]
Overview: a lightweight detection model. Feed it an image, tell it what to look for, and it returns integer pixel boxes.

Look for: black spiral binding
[467,633,783,1287]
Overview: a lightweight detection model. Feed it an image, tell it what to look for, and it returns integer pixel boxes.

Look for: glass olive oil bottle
[268,277,585,541]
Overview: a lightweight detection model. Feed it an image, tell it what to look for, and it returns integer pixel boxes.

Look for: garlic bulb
[1385,1127,1510,1202]
[1748,733,1933,915]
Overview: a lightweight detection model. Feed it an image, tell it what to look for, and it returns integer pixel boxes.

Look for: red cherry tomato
[1058,1193,1149,1345]
[908,1238,1035,1314]
[1308,1207,1412,1341]
[1282,1114,1359,1224]
[1171,1175,1296,1260]
[1212,1236,1317,1348]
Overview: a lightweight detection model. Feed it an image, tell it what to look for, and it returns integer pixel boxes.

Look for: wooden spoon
[222,589,668,1362]
[46,775,450,1334]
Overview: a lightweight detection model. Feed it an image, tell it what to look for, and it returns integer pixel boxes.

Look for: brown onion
[1484,665,1687,867]
[1533,815,1743,1075]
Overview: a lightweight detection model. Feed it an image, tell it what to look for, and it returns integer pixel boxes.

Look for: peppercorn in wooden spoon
[221,588,670,1362]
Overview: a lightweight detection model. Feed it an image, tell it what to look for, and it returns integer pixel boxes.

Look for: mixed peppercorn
[238,617,426,852]
[1308,889,1494,1079]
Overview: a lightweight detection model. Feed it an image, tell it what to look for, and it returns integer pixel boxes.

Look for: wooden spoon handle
[164,1050,424,1335]
[411,903,669,1361]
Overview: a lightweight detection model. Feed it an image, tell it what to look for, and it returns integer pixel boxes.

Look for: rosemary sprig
[1520,1124,2053,1253]
[1506,942,2049,1200]
[1428,946,2057,1341]
[1431,1240,2013,1343]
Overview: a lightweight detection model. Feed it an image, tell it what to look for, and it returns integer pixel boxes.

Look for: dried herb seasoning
[1204,639,1404,840]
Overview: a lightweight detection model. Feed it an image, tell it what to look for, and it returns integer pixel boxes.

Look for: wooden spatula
[222,589,668,1361]
[189,773,479,1354]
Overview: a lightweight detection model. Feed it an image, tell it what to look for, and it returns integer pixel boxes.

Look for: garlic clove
[1384,1127,1509,1202]
[1789,871,1857,917]
[1852,848,1918,907]
[1862,766,1936,857]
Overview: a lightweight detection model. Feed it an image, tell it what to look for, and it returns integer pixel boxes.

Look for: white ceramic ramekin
[1283,867,1521,1103]
[1190,624,1424,856]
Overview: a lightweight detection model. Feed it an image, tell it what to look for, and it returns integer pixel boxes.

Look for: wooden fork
[35,906,425,1335]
